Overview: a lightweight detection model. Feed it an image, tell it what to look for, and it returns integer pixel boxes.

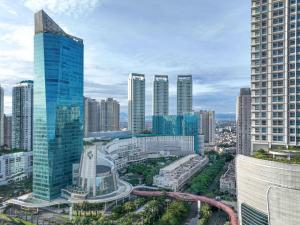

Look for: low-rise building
[220,160,236,195]
[104,135,195,169]
[0,151,33,185]
[153,154,208,191]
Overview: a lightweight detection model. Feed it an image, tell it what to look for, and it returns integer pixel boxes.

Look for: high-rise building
[177,75,192,115]
[33,10,84,201]
[251,0,300,151]
[84,97,100,135]
[4,115,12,148]
[0,86,3,147]
[236,88,251,156]
[100,98,120,131]
[128,73,145,134]
[12,80,33,151]
[152,114,200,154]
[195,110,215,145]
[153,75,168,115]
[84,97,89,137]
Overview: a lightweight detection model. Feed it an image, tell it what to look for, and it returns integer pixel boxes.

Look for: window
[241,203,268,225]
[273,1,284,9]
[273,135,283,141]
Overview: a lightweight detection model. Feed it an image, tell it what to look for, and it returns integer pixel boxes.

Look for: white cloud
[0,2,17,15]
[3,96,12,115]
[0,22,33,114]
[0,22,33,62]
[22,0,106,16]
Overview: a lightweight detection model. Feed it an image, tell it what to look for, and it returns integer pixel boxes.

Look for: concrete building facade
[177,75,192,115]
[251,0,300,151]
[12,80,33,151]
[128,73,145,134]
[84,97,100,136]
[153,75,168,115]
[100,98,120,131]
[153,154,208,191]
[195,110,215,145]
[4,115,12,148]
[104,135,195,169]
[236,155,300,225]
[0,86,3,147]
[236,88,251,155]
[0,151,33,185]
[220,160,236,195]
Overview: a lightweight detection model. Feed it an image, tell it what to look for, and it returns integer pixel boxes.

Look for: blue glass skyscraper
[152,114,199,154]
[33,10,84,201]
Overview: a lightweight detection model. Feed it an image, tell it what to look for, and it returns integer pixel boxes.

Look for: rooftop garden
[120,156,180,186]
[0,148,28,156]
[253,149,300,164]
[269,145,300,152]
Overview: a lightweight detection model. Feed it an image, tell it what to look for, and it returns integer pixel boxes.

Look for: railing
[132,188,238,225]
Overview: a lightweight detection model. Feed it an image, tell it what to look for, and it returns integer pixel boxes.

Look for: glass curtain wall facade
[152,114,199,153]
[241,203,268,225]
[33,10,84,201]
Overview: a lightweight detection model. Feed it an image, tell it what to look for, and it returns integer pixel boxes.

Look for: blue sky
[0,0,251,115]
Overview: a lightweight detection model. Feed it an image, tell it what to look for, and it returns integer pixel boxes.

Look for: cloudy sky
[0,0,250,116]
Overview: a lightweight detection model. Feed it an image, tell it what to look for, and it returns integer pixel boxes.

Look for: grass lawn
[0,213,34,225]
[120,157,180,186]
[0,179,32,200]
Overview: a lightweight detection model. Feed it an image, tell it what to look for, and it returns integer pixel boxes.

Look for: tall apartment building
[84,97,100,136]
[100,98,120,131]
[177,75,193,115]
[84,97,89,137]
[4,115,12,148]
[33,10,83,200]
[128,73,145,134]
[0,86,3,147]
[251,0,300,151]
[153,75,169,115]
[195,110,215,145]
[236,88,251,156]
[12,80,33,151]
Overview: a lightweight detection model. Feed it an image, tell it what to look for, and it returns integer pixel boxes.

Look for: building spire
[34,9,65,35]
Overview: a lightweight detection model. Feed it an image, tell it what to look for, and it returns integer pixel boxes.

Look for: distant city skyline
[0,0,250,115]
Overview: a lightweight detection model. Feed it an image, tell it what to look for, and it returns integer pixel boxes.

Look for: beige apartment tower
[100,98,120,131]
[0,86,3,147]
[195,110,215,145]
[236,88,251,155]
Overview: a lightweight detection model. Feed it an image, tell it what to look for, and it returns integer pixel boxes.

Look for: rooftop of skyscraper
[177,75,192,80]
[130,73,145,80]
[34,9,83,43]
[154,75,168,81]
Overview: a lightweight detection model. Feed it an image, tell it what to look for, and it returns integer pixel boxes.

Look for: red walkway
[132,189,238,225]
